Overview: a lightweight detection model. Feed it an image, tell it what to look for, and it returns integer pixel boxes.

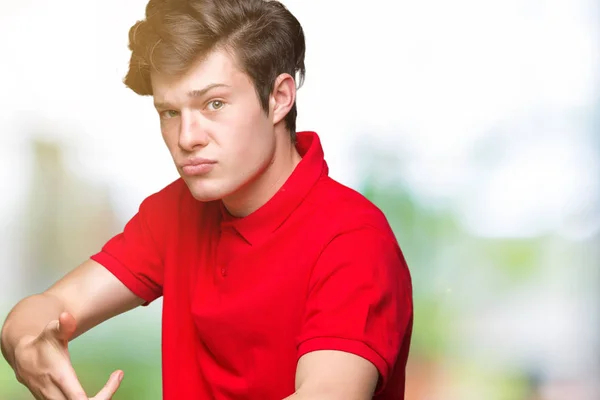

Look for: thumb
[50,312,77,342]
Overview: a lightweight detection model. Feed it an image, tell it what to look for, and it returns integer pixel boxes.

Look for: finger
[55,312,78,342]
[91,370,123,400]
[52,367,88,400]
[43,312,77,344]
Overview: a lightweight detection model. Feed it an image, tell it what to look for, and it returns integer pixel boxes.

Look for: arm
[284,350,378,400]
[1,180,177,398]
[1,259,144,368]
[293,225,413,400]
[1,259,145,399]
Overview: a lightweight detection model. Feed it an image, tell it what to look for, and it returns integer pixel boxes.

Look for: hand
[13,312,123,400]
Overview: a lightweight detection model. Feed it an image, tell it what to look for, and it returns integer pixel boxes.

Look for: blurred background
[0,0,598,398]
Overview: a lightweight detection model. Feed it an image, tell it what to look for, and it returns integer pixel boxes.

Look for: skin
[286,351,379,400]
[0,47,378,399]
[152,47,301,217]
[1,261,142,400]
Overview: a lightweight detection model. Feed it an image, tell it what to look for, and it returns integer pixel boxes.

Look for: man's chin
[183,179,224,203]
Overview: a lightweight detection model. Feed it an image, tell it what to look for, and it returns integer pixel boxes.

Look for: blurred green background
[1,0,598,399]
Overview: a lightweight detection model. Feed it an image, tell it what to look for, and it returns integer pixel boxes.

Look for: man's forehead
[151,49,245,94]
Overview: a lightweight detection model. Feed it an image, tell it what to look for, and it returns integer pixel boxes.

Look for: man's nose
[178,111,209,151]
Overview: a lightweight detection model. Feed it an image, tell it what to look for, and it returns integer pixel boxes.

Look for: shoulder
[306,177,411,293]
[306,177,395,241]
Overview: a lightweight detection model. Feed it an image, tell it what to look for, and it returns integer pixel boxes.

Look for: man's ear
[270,73,296,125]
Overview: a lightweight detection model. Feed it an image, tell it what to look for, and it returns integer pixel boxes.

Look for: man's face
[151,49,277,202]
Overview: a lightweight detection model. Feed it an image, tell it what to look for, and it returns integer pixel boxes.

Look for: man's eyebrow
[154,83,231,109]
[188,83,230,98]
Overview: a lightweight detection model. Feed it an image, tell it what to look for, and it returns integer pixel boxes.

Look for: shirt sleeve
[90,182,180,305]
[296,226,413,393]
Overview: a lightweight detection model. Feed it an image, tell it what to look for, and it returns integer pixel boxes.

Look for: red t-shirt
[91,131,413,399]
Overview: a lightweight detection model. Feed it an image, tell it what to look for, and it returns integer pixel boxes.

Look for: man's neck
[222,132,302,218]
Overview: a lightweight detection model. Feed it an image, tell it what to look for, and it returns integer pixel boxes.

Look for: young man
[1,1,413,399]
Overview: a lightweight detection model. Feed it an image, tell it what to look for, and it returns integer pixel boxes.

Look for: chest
[163,217,327,351]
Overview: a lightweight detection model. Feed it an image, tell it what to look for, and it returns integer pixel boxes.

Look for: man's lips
[180,158,217,176]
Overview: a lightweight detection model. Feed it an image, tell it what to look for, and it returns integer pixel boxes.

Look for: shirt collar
[219,131,329,245]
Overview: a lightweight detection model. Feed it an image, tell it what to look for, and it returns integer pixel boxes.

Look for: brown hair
[124,0,306,138]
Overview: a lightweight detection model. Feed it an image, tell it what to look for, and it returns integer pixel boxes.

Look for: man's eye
[207,100,225,111]
[160,110,179,119]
